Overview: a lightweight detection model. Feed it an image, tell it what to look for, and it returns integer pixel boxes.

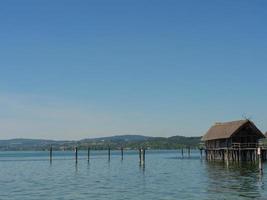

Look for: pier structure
[202,120,267,162]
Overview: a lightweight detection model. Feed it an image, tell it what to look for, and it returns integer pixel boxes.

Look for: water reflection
[87,161,90,169]
[204,161,264,199]
[139,163,145,174]
[75,162,78,173]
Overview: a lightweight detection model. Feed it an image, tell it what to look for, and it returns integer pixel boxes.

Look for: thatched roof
[202,120,264,141]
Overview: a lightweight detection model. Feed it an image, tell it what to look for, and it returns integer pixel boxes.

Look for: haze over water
[0,150,266,200]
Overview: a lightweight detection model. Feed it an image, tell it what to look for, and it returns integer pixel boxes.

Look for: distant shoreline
[0,135,202,151]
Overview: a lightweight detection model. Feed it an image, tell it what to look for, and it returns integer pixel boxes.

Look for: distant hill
[81,135,151,142]
[0,138,71,151]
[0,135,202,151]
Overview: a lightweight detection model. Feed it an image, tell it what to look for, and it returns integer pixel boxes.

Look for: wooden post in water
[108,147,111,161]
[226,149,229,165]
[87,147,90,162]
[241,147,242,162]
[200,148,203,159]
[181,148,184,158]
[75,147,78,163]
[188,146,191,158]
[258,147,263,173]
[49,146,52,163]
[139,148,142,165]
[254,149,258,162]
[140,148,145,165]
[121,147,124,160]
[143,148,145,163]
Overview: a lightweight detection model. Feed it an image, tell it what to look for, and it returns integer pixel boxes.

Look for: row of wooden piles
[205,149,267,162]
[49,146,146,165]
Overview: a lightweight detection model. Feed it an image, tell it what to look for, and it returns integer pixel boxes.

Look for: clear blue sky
[0,0,267,139]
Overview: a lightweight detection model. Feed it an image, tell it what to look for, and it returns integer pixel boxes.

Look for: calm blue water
[0,150,266,200]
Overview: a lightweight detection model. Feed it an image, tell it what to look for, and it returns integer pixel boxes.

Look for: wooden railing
[258,142,267,149]
[232,143,258,149]
[204,142,267,149]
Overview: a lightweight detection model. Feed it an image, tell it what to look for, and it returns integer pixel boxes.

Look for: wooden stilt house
[202,120,266,162]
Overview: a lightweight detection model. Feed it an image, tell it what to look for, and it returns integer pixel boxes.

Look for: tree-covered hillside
[0,135,202,151]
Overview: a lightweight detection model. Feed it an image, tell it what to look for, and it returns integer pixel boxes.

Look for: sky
[0,0,267,140]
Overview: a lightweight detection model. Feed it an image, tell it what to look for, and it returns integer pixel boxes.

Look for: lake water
[0,150,266,200]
